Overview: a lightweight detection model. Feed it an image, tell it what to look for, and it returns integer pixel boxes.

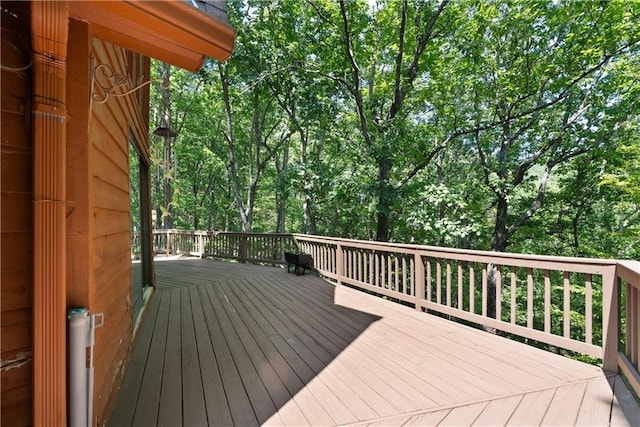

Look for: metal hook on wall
[91,62,167,104]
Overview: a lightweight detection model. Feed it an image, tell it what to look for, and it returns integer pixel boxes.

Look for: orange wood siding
[66,27,151,424]
[1,2,34,425]
[91,39,150,426]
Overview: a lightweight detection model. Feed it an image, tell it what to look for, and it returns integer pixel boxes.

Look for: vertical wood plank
[410,257,415,297]
[336,244,343,286]
[350,250,355,280]
[426,260,432,302]
[482,265,488,317]
[458,264,463,310]
[415,253,425,311]
[527,268,534,329]
[585,273,592,345]
[633,285,639,365]
[544,270,551,334]
[446,261,452,307]
[496,266,502,321]
[511,267,517,324]
[602,267,619,372]
[469,265,475,314]
[563,271,570,338]
[387,253,392,289]
[402,257,407,295]
[380,252,385,288]
[437,260,442,305]
[394,256,399,292]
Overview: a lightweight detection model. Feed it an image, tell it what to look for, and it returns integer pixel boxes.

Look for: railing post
[198,232,205,259]
[602,265,619,373]
[415,251,425,312]
[336,244,344,285]
[165,229,171,257]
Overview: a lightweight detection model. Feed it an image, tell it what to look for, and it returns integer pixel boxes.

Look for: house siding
[1,2,34,425]
[66,23,151,425]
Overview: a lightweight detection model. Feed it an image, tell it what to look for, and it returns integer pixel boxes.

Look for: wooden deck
[110,258,640,426]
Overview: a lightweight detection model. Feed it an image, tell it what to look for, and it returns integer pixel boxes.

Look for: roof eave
[69,0,236,72]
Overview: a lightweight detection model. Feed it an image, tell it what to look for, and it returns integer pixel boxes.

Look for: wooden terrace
[110,257,640,426]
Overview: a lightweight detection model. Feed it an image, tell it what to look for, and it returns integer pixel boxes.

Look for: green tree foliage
[146,0,640,266]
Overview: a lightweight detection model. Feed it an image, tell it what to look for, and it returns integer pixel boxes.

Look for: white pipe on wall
[87,313,104,426]
[68,308,90,427]
[68,309,104,426]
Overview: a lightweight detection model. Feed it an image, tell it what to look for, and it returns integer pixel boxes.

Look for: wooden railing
[292,234,640,395]
[135,230,640,395]
[148,229,297,264]
[617,260,640,396]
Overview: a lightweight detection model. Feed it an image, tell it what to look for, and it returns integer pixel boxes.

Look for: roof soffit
[69,0,236,72]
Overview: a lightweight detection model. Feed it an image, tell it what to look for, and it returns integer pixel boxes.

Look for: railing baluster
[380,253,386,289]
[436,260,442,305]
[631,284,639,365]
[527,268,534,329]
[415,252,424,312]
[426,260,432,302]
[511,267,516,324]
[544,270,551,334]
[336,244,343,286]
[563,271,570,338]
[601,267,618,372]
[394,256,399,293]
[457,263,463,310]
[402,257,407,295]
[469,264,475,314]
[410,256,415,297]
[482,265,487,317]
[446,260,451,307]
[496,266,502,321]
[586,273,592,345]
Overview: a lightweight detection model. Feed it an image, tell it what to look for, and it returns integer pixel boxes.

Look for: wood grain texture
[86,37,150,426]
[1,3,33,424]
[110,258,640,426]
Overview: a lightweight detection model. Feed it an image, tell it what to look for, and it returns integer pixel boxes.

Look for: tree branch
[387,0,449,121]
[339,0,374,147]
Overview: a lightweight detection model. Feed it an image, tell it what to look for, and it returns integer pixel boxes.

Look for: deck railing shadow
[134,230,640,400]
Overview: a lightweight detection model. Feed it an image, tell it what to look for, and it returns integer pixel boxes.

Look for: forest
[136,0,640,261]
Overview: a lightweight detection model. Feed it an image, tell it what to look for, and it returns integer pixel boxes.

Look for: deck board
[130,291,170,426]
[110,258,640,427]
[188,286,233,426]
[157,289,182,427]
[109,289,161,426]
[180,287,207,426]
[198,284,259,426]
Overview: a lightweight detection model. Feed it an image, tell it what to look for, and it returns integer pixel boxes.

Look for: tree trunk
[487,195,510,320]
[161,62,173,229]
[376,154,392,242]
[219,64,251,232]
[301,136,317,235]
[275,142,289,233]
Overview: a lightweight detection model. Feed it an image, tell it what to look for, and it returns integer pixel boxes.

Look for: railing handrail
[617,260,640,288]
[292,234,622,268]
